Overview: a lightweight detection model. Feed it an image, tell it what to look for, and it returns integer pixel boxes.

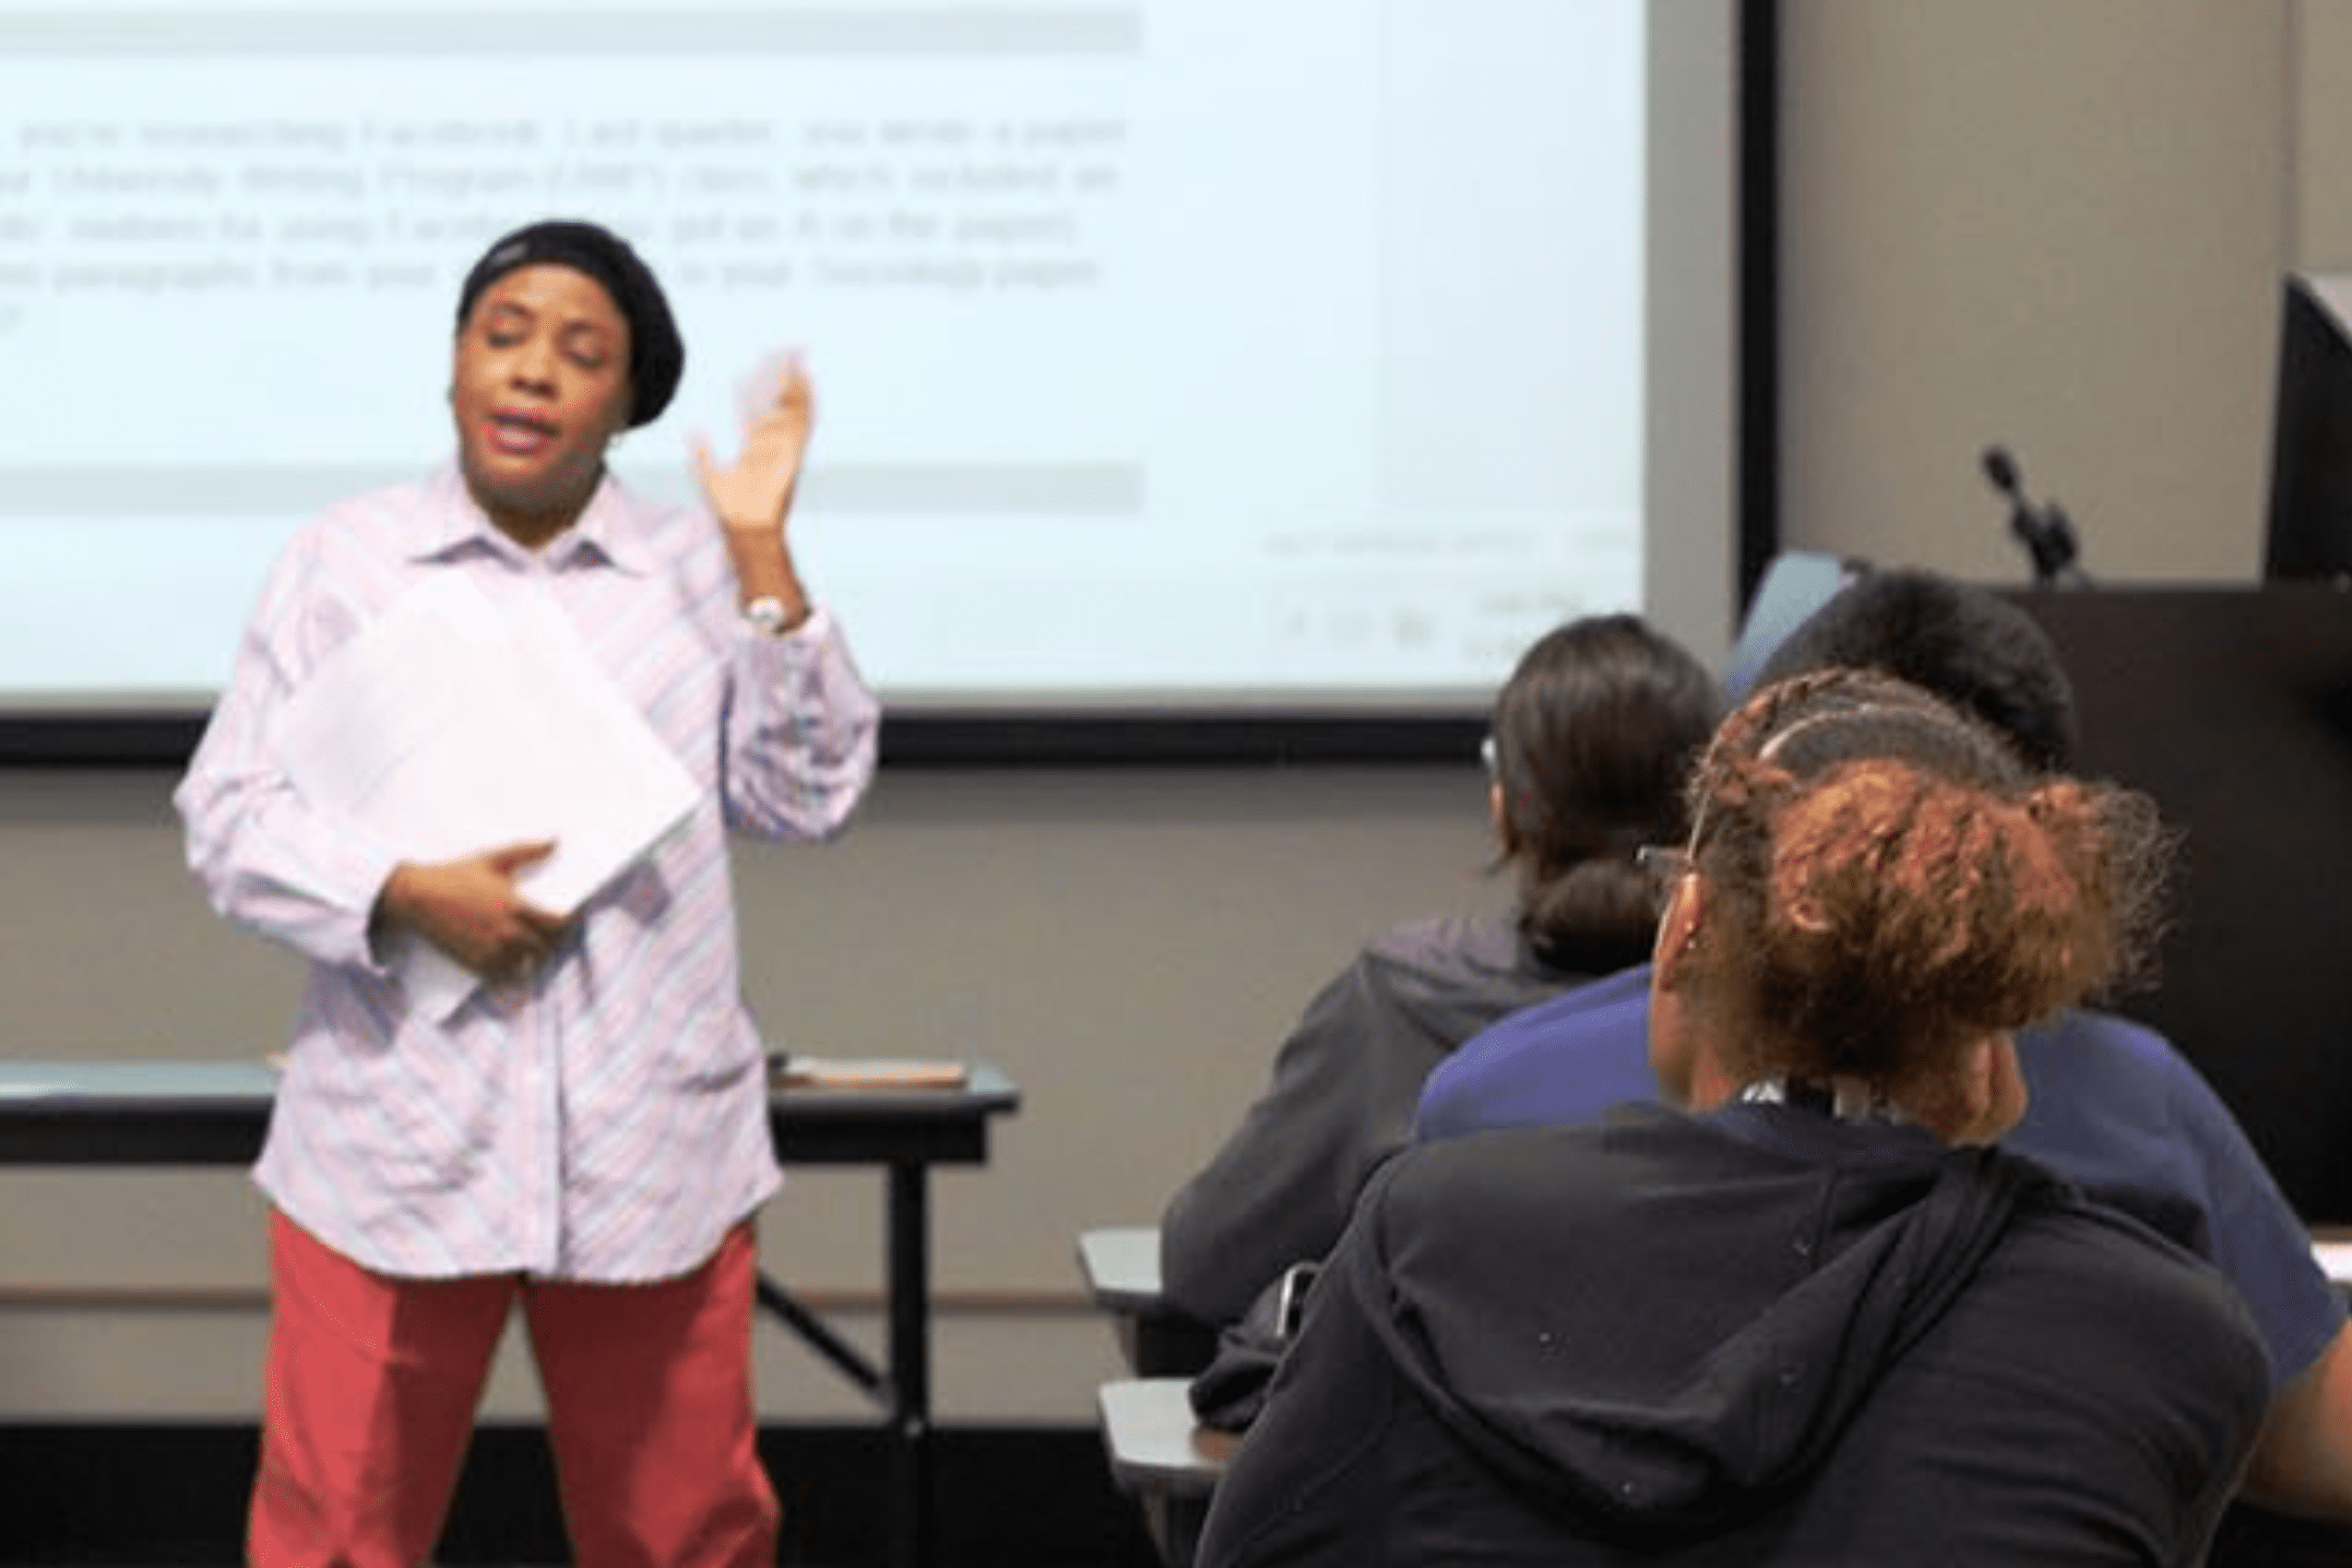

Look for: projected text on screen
[0,3,1649,712]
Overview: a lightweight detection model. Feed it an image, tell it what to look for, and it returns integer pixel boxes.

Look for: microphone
[1980,445,2090,588]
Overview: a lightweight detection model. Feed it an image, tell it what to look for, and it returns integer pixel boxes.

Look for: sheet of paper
[272,576,702,1019]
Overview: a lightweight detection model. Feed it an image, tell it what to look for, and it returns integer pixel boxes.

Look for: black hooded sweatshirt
[1195,1102,2270,1567]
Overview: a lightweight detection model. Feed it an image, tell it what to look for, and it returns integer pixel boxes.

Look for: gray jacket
[1158,913,1581,1326]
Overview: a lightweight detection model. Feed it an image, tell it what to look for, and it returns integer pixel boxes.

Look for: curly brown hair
[1676,669,2170,1111]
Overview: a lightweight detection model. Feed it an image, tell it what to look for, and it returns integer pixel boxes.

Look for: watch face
[746,597,787,634]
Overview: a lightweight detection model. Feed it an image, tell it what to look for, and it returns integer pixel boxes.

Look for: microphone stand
[2016,501,2092,590]
[1982,446,2093,589]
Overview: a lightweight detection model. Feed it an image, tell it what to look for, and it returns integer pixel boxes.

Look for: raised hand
[690,355,816,627]
[691,356,814,540]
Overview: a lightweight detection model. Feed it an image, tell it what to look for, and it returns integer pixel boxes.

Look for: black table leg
[754,1272,886,1399]
[885,1160,932,1568]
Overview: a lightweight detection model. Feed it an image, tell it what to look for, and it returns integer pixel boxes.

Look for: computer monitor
[2263,271,2352,583]
[1718,550,1859,700]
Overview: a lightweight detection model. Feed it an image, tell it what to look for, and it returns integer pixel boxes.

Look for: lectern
[2003,585,2352,1227]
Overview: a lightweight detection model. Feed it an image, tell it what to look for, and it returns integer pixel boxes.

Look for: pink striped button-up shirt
[175,464,880,1282]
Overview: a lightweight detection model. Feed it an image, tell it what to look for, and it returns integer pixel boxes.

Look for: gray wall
[1778,0,2291,582]
[0,1,2334,1423]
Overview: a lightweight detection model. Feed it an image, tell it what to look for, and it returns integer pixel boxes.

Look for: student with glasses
[1197,669,2269,1567]
[1415,571,2352,1538]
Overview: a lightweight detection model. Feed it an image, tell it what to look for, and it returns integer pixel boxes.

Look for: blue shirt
[1416,964,2347,1386]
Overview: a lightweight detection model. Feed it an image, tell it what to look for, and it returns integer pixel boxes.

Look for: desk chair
[1076,1224,1219,1376]
[1096,1377,1234,1568]
[1078,1227,1231,1567]
[2311,1229,2352,1301]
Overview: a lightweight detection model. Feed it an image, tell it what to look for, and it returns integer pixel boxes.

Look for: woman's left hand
[692,356,815,540]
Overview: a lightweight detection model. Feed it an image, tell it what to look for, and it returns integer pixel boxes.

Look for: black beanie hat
[455,219,684,428]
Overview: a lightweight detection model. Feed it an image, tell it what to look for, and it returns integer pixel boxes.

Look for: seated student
[1197,670,2272,1568]
[1414,569,2352,1523]
[1158,615,1719,1330]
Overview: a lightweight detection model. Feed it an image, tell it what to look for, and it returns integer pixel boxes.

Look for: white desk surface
[1078,1224,1165,1310]
[2310,1229,2352,1292]
[1097,1377,1235,1497]
[1085,1227,2352,1304]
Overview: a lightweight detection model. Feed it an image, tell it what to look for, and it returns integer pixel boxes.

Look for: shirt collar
[410,463,657,575]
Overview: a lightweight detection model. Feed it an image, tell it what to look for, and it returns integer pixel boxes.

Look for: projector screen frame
[0,0,1780,771]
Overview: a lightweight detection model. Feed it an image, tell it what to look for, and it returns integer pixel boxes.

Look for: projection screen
[0,1,1759,761]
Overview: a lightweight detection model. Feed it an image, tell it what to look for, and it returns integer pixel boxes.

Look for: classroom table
[0,1056,1021,1568]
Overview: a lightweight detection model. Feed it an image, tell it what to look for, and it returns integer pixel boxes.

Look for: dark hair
[455,219,685,428]
[1680,668,2169,1111]
[1753,568,2078,771]
[1489,615,1721,972]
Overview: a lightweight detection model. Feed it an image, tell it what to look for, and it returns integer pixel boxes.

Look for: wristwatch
[743,596,790,636]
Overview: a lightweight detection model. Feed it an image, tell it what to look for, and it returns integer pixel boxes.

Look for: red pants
[250,1209,779,1568]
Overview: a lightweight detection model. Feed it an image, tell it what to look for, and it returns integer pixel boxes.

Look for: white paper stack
[271,576,702,1019]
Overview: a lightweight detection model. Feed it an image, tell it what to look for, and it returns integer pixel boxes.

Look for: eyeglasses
[1635,843,1693,916]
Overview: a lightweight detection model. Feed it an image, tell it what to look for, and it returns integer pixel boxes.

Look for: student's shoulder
[1414,965,1658,1139]
[2023,1005,2178,1060]
[2016,1006,2204,1097]
[2011,1191,2268,1368]
[1922,1189,2273,1517]
[1377,1109,1740,1280]
[1364,913,1518,971]
[1458,963,1652,1055]
[1361,915,1577,1001]
[1383,1106,1673,1206]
